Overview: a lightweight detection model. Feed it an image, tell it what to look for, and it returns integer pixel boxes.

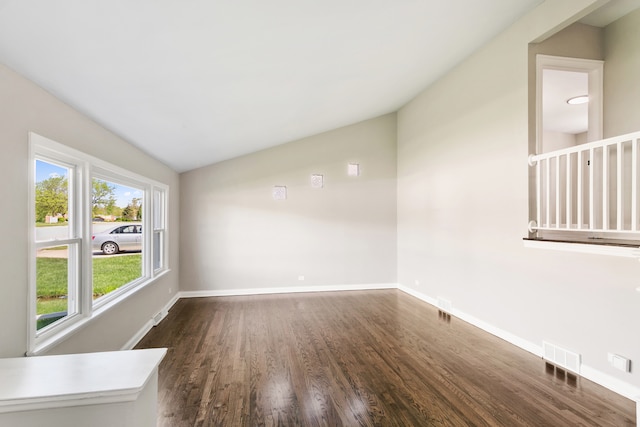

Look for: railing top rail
[530,130,640,163]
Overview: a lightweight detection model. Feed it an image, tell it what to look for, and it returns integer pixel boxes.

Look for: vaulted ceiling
[0,0,544,172]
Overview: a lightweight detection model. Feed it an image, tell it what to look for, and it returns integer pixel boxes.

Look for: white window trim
[28,132,169,355]
[152,187,168,274]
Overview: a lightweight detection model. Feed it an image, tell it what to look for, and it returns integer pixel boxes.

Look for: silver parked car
[92,223,142,255]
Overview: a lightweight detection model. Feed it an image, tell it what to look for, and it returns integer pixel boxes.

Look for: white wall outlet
[415,279,420,286]
[608,353,631,372]
[298,275,305,281]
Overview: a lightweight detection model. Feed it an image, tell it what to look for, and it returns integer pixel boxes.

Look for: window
[153,188,166,271]
[33,159,79,331]
[29,133,169,354]
[91,176,144,308]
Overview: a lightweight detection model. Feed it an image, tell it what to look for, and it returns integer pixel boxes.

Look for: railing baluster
[617,141,623,230]
[546,158,551,228]
[536,159,541,229]
[603,145,609,230]
[577,151,583,229]
[555,155,560,228]
[633,138,638,231]
[566,153,571,229]
[589,147,594,230]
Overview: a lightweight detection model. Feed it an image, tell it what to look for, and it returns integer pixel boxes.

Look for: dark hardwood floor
[135,290,636,426]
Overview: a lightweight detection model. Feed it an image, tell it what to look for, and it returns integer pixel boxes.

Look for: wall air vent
[272,186,287,200]
[311,174,324,188]
[543,341,581,374]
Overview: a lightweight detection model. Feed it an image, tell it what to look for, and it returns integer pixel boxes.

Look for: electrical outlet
[608,353,630,372]
[298,275,305,281]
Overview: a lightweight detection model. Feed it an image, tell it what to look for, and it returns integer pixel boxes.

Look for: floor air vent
[153,310,168,326]
[436,297,452,313]
[543,341,581,373]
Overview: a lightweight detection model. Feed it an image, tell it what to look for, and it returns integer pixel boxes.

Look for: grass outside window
[36,254,142,316]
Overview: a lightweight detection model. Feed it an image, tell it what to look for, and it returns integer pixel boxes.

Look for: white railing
[529,131,640,236]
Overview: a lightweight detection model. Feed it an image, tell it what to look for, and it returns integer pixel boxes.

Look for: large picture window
[29,133,169,354]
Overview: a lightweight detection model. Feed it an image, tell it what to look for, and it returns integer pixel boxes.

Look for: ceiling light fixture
[567,95,589,105]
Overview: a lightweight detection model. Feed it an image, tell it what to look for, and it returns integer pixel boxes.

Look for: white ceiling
[0,0,543,172]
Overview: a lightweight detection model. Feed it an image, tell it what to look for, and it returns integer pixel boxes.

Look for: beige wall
[398,0,639,396]
[542,130,578,151]
[0,62,180,357]
[604,7,640,137]
[179,114,397,291]
[531,21,604,61]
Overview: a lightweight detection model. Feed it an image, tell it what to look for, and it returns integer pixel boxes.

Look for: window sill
[28,269,171,356]
[523,237,640,257]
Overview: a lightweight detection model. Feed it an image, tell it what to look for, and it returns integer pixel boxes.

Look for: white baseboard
[180,283,397,298]
[121,292,181,351]
[580,364,640,402]
[398,284,543,357]
[121,319,154,352]
[397,284,640,403]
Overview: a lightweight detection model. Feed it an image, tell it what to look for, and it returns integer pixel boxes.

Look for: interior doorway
[536,55,603,154]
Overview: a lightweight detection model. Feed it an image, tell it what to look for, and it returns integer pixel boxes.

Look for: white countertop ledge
[0,348,166,413]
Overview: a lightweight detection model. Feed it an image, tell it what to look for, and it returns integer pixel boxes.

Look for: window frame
[152,187,167,273]
[535,54,603,154]
[28,132,169,355]
[90,169,148,310]
[30,153,84,345]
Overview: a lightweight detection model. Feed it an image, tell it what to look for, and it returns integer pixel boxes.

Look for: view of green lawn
[36,254,142,315]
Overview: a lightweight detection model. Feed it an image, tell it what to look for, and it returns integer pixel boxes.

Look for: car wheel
[102,241,119,255]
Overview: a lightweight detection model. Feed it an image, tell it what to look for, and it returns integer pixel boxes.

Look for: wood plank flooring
[135,290,636,426]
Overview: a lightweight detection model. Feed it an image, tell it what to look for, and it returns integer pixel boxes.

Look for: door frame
[536,54,604,153]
